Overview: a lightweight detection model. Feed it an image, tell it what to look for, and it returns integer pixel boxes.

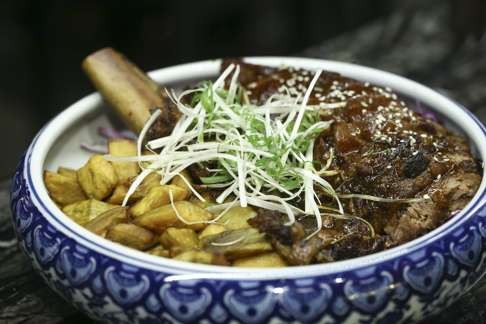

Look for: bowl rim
[23,56,486,280]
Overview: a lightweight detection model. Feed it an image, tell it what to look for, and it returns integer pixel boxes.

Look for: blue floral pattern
[10,147,486,323]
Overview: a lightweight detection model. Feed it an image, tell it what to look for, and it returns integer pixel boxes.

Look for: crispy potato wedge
[130,185,187,218]
[57,167,78,180]
[44,171,86,205]
[105,184,129,205]
[233,253,287,267]
[135,201,213,232]
[189,192,216,209]
[106,223,157,250]
[216,206,256,230]
[170,170,192,199]
[107,173,164,205]
[63,199,119,225]
[198,224,226,240]
[202,228,273,259]
[108,139,139,184]
[146,245,170,258]
[160,227,200,250]
[223,242,273,259]
[84,206,127,236]
[77,155,118,200]
[173,250,215,264]
[130,172,162,200]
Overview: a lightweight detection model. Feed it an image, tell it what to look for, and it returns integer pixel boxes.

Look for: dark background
[0,0,484,179]
[1,0,391,178]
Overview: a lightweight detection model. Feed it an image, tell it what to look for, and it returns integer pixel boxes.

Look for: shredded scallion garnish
[113,64,423,239]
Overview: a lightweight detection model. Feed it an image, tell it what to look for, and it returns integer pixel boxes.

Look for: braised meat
[227,59,482,265]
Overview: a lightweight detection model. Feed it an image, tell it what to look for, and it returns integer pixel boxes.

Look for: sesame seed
[286,79,296,87]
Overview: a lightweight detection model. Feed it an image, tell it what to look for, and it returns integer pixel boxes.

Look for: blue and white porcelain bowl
[10,58,486,323]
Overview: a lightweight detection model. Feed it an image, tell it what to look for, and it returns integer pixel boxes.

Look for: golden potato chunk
[84,206,127,236]
[77,155,118,200]
[44,171,86,205]
[62,199,118,225]
[173,250,215,264]
[224,242,273,259]
[147,245,170,258]
[189,192,215,209]
[216,206,256,230]
[233,253,287,267]
[107,173,163,205]
[199,224,226,240]
[202,228,273,259]
[106,223,156,250]
[108,139,139,184]
[170,170,192,199]
[105,184,128,205]
[160,227,200,250]
[57,167,78,180]
[130,185,187,218]
[135,201,213,232]
[130,172,161,200]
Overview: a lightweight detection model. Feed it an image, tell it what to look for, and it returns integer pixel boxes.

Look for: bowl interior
[31,57,486,279]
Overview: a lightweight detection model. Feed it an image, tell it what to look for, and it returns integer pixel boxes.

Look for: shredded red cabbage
[80,143,108,154]
[98,127,136,140]
[81,127,136,153]
[414,100,439,122]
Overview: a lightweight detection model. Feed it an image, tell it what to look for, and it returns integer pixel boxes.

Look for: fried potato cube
[173,250,215,264]
[44,171,86,205]
[106,223,156,250]
[62,199,118,225]
[146,245,170,258]
[198,224,226,240]
[233,253,287,267]
[77,155,118,200]
[189,192,215,209]
[202,228,273,259]
[135,201,213,232]
[160,228,199,250]
[107,172,162,205]
[216,206,256,230]
[224,242,273,259]
[108,139,139,184]
[130,172,161,201]
[84,206,127,236]
[130,185,187,218]
[170,170,192,199]
[105,184,128,205]
[57,167,78,180]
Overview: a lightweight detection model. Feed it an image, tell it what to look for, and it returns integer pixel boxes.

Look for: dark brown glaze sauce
[223,59,482,265]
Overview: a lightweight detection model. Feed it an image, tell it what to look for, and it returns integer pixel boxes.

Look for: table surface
[1,3,485,324]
